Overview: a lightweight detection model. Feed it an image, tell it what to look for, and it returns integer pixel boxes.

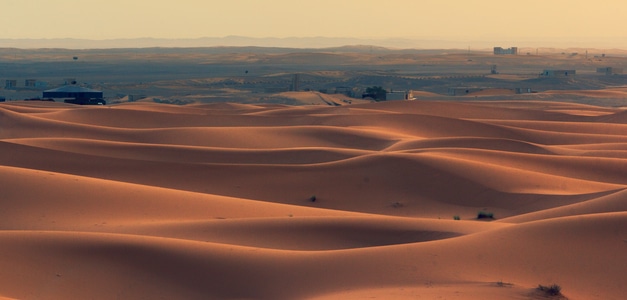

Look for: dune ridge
[1,100,625,299]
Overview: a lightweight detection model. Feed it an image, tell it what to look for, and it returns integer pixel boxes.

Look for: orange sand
[0,99,625,299]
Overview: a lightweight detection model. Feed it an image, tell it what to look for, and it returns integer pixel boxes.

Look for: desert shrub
[309,195,317,202]
[496,280,513,287]
[477,211,494,219]
[392,202,403,208]
[453,215,460,220]
[538,284,562,296]
[363,86,387,101]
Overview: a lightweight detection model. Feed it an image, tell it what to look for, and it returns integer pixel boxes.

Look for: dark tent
[43,85,105,104]
[43,85,103,99]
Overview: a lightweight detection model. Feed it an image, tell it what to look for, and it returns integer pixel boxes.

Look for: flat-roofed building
[494,47,518,55]
[5,80,17,89]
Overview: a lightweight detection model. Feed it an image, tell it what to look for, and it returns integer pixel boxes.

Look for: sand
[0,99,625,299]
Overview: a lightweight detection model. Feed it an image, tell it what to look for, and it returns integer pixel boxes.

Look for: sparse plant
[538,284,562,296]
[477,211,494,219]
[496,280,513,287]
[453,215,460,220]
[309,195,317,202]
[362,86,387,101]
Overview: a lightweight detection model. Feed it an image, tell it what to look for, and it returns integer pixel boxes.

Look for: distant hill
[2,36,627,50]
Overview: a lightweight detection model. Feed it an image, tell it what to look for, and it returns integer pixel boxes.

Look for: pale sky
[1,0,626,44]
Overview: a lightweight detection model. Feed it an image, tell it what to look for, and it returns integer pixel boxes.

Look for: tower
[291,74,300,91]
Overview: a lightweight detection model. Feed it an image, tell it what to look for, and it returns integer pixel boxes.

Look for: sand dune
[543,88,627,99]
[1,100,625,299]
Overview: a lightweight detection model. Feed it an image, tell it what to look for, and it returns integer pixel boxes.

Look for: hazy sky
[2,0,626,44]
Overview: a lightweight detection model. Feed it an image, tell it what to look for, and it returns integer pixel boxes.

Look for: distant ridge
[2,36,626,50]
[0,36,465,50]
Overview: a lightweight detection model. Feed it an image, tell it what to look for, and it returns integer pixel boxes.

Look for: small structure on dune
[25,79,37,87]
[24,79,48,89]
[491,65,498,74]
[541,69,576,78]
[515,87,533,94]
[42,85,105,105]
[494,47,518,55]
[5,80,17,89]
[597,67,623,75]
[448,87,532,96]
[386,90,415,100]
[291,73,300,91]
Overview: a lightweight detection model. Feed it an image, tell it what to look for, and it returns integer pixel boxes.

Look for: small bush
[496,280,513,287]
[309,195,317,202]
[453,215,461,220]
[477,211,494,219]
[538,284,562,296]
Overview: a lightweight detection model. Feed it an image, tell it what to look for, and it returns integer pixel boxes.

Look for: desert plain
[0,47,626,299]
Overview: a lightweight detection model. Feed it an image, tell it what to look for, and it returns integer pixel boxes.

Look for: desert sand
[0,98,626,299]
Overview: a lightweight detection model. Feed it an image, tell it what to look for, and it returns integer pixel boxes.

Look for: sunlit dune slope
[0,100,625,300]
